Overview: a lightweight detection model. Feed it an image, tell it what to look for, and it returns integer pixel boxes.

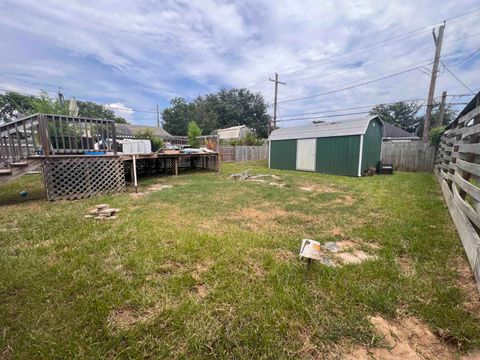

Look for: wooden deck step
[0,169,12,175]
[10,161,28,167]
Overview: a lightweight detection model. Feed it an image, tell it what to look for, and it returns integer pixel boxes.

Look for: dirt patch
[344,315,455,359]
[298,183,338,193]
[191,259,213,281]
[107,307,138,330]
[235,206,289,223]
[398,256,415,277]
[330,227,344,237]
[332,194,355,206]
[191,284,208,299]
[456,257,480,320]
[274,249,296,262]
[130,184,173,197]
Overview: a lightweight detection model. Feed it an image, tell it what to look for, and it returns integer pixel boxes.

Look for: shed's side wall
[361,119,383,173]
[316,135,360,176]
[270,140,297,170]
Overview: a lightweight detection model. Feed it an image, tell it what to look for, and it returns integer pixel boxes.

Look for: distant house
[216,125,252,141]
[116,124,172,139]
[382,122,419,142]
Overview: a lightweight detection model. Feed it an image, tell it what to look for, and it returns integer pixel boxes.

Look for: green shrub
[229,132,264,146]
[429,126,445,148]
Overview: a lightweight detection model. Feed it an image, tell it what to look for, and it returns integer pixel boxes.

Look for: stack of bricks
[85,204,120,220]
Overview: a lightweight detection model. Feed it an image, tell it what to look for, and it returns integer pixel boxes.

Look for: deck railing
[0,114,117,167]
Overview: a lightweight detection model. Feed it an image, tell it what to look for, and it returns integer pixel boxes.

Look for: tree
[0,90,128,123]
[196,88,270,138]
[370,102,422,133]
[162,98,196,136]
[32,91,69,115]
[415,101,457,137]
[0,92,36,121]
[77,101,128,123]
[370,100,457,138]
[187,121,202,148]
[161,89,271,138]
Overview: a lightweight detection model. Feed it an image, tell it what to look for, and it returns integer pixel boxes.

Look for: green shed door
[361,118,383,174]
[315,135,361,176]
[270,140,297,170]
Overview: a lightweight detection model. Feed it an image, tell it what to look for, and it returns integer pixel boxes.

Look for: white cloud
[0,0,479,127]
[105,103,134,121]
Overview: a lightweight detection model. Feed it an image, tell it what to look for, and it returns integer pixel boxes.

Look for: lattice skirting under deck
[123,154,219,180]
[43,156,125,201]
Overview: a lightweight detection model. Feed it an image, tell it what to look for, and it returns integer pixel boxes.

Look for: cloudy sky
[1,0,479,127]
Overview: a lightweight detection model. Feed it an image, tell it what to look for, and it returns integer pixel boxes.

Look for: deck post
[174,158,178,176]
[132,155,138,193]
[111,121,118,156]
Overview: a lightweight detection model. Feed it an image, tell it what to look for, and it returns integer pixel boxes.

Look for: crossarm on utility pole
[269,73,286,134]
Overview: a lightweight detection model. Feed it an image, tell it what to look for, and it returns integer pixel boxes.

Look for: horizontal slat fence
[436,100,480,293]
[381,141,436,172]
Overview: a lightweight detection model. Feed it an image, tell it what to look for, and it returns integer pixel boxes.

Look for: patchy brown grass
[456,257,480,320]
[298,182,338,193]
[345,315,456,360]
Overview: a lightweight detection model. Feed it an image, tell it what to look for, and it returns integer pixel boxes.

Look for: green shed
[268,116,383,176]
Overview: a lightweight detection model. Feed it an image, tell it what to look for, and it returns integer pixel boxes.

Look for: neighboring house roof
[216,125,251,139]
[268,116,381,141]
[116,124,172,138]
[382,122,417,139]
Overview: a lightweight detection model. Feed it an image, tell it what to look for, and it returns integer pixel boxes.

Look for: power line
[276,11,480,79]
[279,59,434,102]
[276,111,371,123]
[277,99,426,118]
[440,61,475,94]
[446,47,480,66]
[277,67,422,104]
[235,9,480,89]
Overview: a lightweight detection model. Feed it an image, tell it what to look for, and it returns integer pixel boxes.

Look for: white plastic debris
[299,239,323,261]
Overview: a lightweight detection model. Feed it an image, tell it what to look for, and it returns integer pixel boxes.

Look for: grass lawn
[0,161,479,359]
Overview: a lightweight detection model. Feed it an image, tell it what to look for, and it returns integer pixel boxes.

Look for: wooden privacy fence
[435,101,480,293]
[381,141,436,172]
[219,145,268,162]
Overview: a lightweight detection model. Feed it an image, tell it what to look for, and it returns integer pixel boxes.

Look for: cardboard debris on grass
[299,238,377,266]
[85,204,120,220]
[231,170,285,187]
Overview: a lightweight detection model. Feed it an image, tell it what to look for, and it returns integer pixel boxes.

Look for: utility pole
[156,104,160,127]
[437,90,447,128]
[423,22,445,142]
[269,73,286,133]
